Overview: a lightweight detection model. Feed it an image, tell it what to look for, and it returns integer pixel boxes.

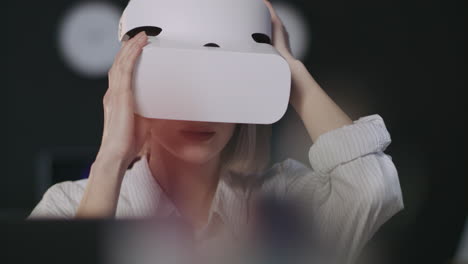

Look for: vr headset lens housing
[119,0,291,124]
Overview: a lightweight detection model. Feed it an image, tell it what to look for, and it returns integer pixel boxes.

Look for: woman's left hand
[263,0,297,65]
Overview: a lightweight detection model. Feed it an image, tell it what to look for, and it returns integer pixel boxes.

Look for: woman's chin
[178,148,219,164]
[178,148,214,164]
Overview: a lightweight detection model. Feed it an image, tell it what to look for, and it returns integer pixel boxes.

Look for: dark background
[4,0,466,263]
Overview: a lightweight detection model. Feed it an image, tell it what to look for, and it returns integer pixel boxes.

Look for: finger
[263,0,287,47]
[116,34,148,92]
[114,32,141,68]
[111,32,148,93]
[107,33,144,90]
[116,31,147,67]
[116,31,147,76]
[115,39,129,59]
[120,33,148,74]
[272,21,287,46]
[262,3,286,42]
[112,31,145,73]
[263,0,282,25]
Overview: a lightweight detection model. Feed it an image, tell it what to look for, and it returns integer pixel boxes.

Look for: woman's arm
[285,119,404,262]
[28,32,150,219]
[76,31,150,218]
[75,156,128,217]
[288,60,353,142]
[264,1,403,262]
[263,0,352,141]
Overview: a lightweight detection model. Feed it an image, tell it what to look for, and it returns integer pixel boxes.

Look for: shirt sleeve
[286,114,404,263]
[28,181,84,219]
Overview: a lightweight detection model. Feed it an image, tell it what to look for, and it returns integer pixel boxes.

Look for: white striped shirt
[29,114,404,262]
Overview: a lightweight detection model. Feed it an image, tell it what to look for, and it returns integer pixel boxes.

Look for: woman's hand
[97,30,150,168]
[76,31,150,218]
[263,0,305,108]
[263,0,297,64]
[264,0,352,142]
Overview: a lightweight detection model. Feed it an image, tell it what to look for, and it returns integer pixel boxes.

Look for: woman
[29,0,403,262]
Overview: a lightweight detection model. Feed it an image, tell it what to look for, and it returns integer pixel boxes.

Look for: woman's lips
[179,130,216,141]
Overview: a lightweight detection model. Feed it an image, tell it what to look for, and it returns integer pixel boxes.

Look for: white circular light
[58,2,121,78]
[271,2,310,60]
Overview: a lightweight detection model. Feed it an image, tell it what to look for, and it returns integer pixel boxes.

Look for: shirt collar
[123,155,249,237]
[208,169,251,237]
[122,155,179,218]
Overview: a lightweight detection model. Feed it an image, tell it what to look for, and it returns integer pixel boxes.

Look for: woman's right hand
[96,30,150,168]
[76,31,150,218]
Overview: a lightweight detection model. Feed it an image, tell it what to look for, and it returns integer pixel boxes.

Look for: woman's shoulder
[49,178,89,195]
[242,158,315,195]
[28,179,89,218]
[263,158,313,180]
[28,165,138,219]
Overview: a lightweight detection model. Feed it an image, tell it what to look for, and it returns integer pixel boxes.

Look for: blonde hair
[136,124,272,176]
[220,124,272,176]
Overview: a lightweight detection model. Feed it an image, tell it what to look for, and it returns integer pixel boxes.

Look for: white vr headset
[118,0,291,124]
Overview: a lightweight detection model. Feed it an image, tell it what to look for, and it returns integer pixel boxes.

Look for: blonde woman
[29,0,403,261]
